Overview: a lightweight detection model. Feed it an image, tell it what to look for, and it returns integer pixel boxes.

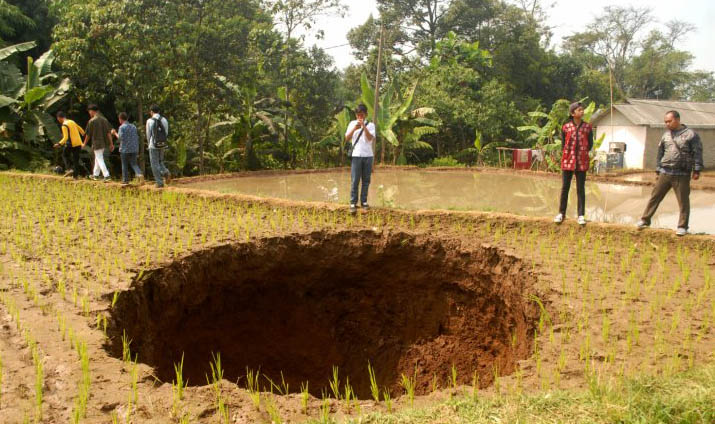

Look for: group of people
[346,102,705,236]
[53,104,171,188]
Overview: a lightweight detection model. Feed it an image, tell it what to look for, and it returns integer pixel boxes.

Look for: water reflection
[185,170,715,234]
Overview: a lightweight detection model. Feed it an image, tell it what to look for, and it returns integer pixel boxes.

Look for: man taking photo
[345,104,376,214]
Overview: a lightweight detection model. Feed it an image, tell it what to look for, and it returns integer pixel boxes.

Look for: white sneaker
[577,216,586,226]
[636,220,649,230]
[676,227,687,237]
[553,213,564,224]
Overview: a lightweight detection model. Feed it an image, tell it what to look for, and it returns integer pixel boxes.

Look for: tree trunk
[197,102,204,174]
[137,99,145,174]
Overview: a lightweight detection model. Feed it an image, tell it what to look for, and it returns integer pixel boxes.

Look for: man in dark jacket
[637,110,704,236]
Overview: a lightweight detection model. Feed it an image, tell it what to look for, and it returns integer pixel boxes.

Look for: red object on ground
[512,149,532,169]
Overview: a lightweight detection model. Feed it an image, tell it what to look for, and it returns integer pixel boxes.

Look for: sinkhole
[107,230,540,398]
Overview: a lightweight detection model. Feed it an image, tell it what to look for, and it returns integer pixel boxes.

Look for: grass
[354,362,715,423]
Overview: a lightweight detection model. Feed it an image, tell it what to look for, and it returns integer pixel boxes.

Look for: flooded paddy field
[182,169,715,234]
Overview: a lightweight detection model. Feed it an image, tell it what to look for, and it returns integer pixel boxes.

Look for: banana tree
[393,107,440,165]
[1,43,70,168]
[210,77,283,171]
[360,72,417,163]
[518,98,600,172]
[316,105,352,166]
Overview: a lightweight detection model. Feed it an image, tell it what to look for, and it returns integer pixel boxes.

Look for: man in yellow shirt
[52,111,85,179]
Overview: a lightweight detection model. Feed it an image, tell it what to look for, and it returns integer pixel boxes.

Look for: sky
[299,0,715,72]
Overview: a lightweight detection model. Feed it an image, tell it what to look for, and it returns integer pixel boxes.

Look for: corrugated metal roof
[592,98,715,129]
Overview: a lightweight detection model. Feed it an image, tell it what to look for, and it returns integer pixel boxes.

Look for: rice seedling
[471,370,479,400]
[265,394,282,424]
[382,388,392,413]
[33,346,43,423]
[300,381,310,414]
[367,362,380,402]
[122,331,133,364]
[430,373,439,394]
[206,353,229,422]
[129,356,139,409]
[400,370,416,407]
[343,378,354,412]
[320,390,332,423]
[172,353,186,415]
[329,365,341,400]
[450,363,458,390]
[245,367,261,410]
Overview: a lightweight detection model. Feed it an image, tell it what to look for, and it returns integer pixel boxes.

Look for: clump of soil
[108,230,539,398]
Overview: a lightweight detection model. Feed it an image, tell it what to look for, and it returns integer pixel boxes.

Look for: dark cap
[355,104,368,114]
[87,104,99,111]
[569,102,583,115]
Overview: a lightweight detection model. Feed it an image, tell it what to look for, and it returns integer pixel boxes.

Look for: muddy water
[184,170,715,234]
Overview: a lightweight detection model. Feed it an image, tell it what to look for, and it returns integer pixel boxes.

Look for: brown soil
[0,173,713,423]
[108,230,539,399]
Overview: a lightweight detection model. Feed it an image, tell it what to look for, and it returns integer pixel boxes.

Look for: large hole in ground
[108,230,540,398]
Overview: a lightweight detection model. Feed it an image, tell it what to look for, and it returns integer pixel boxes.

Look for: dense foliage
[0,0,711,172]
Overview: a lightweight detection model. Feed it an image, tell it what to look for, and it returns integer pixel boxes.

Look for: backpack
[151,116,168,149]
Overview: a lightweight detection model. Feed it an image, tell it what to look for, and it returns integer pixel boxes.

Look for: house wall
[595,125,647,169]
[643,127,715,170]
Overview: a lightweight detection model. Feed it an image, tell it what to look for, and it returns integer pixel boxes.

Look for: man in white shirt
[345,104,376,214]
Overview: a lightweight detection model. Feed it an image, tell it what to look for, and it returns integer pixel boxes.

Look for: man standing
[52,111,85,179]
[82,104,113,181]
[345,104,376,214]
[146,104,170,188]
[637,110,704,236]
[111,112,144,185]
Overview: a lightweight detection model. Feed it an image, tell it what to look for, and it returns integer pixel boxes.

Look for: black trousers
[62,145,82,178]
[559,170,586,216]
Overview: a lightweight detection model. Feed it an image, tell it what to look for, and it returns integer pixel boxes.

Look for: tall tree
[565,6,654,93]
[267,0,345,166]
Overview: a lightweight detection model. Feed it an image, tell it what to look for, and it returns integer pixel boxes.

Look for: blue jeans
[350,156,373,205]
[149,148,170,187]
[120,152,143,183]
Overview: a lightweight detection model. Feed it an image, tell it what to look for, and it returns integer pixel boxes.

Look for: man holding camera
[345,104,376,214]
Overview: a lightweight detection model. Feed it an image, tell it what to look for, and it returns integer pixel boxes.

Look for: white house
[591,99,715,169]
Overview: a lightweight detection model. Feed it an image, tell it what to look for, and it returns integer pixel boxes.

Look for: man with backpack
[146,104,170,188]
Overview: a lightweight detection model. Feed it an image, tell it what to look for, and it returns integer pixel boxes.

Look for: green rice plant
[122,331,132,364]
[400,370,416,407]
[320,390,331,423]
[245,367,261,410]
[265,394,282,424]
[382,387,392,413]
[33,347,43,423]
[601,314,611,344]
[471,370,479,400]
[430,373,438,394]
[492,364,500,396]
[172,353,186,415]
[130,357,139,407]
[367,361,380,402]
[450,363,458,390]
[343,378,354,412]
[329,365,341,400]
[300,381,310,414]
